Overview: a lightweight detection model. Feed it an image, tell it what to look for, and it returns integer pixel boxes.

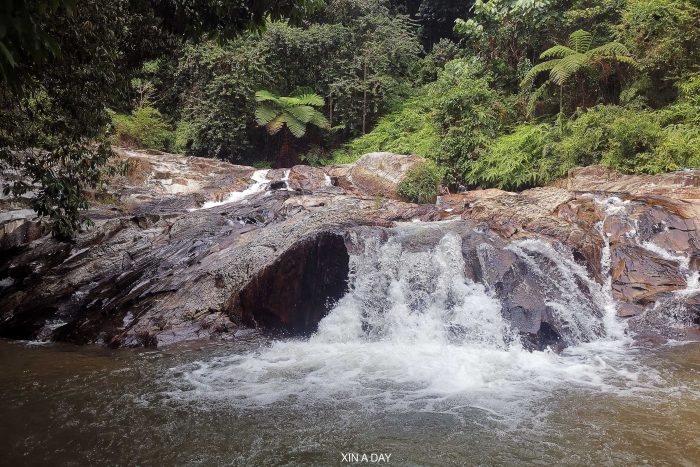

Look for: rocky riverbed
[1,149,698,348]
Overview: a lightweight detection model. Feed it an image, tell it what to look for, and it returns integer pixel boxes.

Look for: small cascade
[506,239,622,344]
[594,195,700,323]
[281,169,291,190]
[200,169,271,209]
[169,224,637,410]
[315,232,517,349]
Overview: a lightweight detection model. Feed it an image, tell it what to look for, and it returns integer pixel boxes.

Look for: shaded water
[0,339,699,466]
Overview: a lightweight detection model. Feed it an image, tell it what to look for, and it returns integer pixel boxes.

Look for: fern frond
[540,45,576,59]
[550,54,587,85]
[285,115,307,138]
[569,29,592,53]
[520,59,560,89]
[286,105,316,123]
[265,115,286,136]
[526,80,552,116]
[308,110,330,129]
[254,105,279,126]
[293,93,324,107]
[587,41,632,58]
[255,90,281,103]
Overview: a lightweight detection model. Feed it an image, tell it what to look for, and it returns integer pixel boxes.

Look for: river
[2,228,700,465]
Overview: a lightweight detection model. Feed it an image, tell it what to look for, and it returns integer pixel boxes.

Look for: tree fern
[254,89,329,138]
[520,29,636,114]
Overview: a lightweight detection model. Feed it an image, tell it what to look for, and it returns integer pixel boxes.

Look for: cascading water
[167,223,643,414]
[199,169,271,209]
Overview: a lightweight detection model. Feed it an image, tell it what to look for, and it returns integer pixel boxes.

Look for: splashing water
[199,169,271,209]
[166,225,646,414]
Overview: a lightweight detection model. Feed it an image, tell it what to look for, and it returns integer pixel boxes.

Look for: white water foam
[199,169,271,209]
[166,229,643,414]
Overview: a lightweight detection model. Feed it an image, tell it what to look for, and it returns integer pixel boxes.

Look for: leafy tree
[254,90,330,167]
[617,0,700,106]
[520,29,635,114]
[454,0,563,89]
[0,0,322,238]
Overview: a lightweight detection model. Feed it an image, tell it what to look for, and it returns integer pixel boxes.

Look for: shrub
[174,120,196,154]
[397,160,445,204]
[111,106,174,151]
[555,103,700,175]
[618,0,700,106]
[331,58,512,181]
[334,94,440,162]
[465,124,555,191]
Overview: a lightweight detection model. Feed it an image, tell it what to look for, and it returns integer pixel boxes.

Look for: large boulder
[345,152,425,199]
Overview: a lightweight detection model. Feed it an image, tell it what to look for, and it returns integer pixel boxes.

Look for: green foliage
[397,160,445,204]
[111,106,174,151]
[150,0,324,38]
[521,29,635,113]
[618,0,700,106]
[465,124,556,190]
[334,59,512,182]
[428,59,513,181]
[0,0,325,238]
[254,90,329,138]
[0,0,74,85]
[1,0,129,239]
[334,94,440,162]
[455,0,563,88]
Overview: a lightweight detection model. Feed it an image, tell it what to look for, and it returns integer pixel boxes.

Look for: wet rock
[2,150,699,347]
[233,231,350,333]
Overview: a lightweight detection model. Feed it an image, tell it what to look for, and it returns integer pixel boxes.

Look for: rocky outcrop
[1,150,698,347]
[345,152,424,199]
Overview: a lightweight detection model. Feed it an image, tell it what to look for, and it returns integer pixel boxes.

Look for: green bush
[556,103,700,175]
[618,0,700,106]
[112,106,174,151]
[330,58,511,180]
[332,94,440,163]
[397,160,445,204]
[465,124,555,191]
[174,120,196,154]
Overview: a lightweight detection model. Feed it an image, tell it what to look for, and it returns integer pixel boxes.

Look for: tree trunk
[277,131,295,168]
[362,60,368,134]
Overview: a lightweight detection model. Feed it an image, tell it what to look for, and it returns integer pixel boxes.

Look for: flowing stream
[1,223,699,465]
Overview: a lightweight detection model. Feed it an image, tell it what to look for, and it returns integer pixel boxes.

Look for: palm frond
[520,59,561,89]
[550,54,587,85]
[569,29,592,53]
[285,114,307,138]
[255,90,281,104]
[540,45,576,60]
[254,104,279,126]
[587,42,632,58]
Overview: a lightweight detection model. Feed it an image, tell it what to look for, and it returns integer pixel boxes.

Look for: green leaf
[540,45,576,60]
[255,90,281,103]
[255,105,279,126]
[285,115,307,138]
[569,29,592,54]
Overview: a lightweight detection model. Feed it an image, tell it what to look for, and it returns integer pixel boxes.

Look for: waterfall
[199,169,271,209]
[314,232,517,348]
[168,223,639,412]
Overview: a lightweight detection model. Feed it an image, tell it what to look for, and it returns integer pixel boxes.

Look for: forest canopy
[2,0,699,235]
